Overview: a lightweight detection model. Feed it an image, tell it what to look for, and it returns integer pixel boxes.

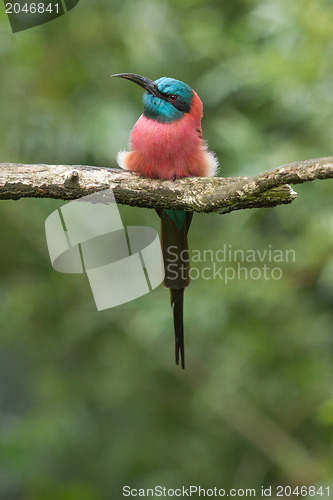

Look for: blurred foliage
[1,0,333,498]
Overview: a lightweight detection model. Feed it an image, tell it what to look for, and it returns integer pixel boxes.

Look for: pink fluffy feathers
[117,91,218,180]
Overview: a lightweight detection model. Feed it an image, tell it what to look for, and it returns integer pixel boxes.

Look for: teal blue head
[111,73,193,123]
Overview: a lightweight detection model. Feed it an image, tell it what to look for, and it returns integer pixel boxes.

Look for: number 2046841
[276,485,330,496]
[5,3,60,14]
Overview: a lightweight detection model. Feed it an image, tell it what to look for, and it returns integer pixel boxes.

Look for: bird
[112,73,218,368]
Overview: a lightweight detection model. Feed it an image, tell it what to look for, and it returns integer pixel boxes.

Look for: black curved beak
[111,73,164,99]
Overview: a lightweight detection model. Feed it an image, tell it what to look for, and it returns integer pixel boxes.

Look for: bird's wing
[196,127,204,141]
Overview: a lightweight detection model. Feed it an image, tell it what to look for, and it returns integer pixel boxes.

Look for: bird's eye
[169,94,178,101]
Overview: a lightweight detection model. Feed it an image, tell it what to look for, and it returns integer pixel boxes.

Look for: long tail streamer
[157,209,193,369]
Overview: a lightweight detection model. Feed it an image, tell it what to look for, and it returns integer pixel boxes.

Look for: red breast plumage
[117,89,217,180]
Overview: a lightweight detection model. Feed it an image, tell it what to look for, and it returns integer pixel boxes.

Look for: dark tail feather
[156,209,193,369]
[171,288,185,368]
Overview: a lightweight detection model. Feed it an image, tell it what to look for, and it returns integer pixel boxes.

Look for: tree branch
[0,156,332,213]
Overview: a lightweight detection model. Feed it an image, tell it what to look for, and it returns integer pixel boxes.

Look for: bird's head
[111,73,194,123]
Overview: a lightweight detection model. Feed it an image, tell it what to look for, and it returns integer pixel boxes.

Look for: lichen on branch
[0,156,332,214]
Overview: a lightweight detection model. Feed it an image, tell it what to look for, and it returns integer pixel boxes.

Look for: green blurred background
[1,0,333,498]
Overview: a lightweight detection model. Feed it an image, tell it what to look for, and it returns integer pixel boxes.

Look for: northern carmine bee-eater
[112,73,218,368]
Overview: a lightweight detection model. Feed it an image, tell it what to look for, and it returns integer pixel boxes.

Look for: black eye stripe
[159,92,191,113]
[172,100,191,113]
